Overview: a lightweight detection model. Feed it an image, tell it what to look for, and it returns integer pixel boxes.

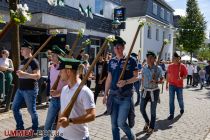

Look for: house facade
[0,0,120,63]
[121,0,175,61]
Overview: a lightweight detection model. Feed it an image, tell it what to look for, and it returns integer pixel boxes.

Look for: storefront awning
[26,12,86,32]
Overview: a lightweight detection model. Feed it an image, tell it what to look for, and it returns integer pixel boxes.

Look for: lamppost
[112,19,121,35]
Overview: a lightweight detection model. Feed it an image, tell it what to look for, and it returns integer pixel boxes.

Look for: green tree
[196,44,210,60]
[178,0,206,62]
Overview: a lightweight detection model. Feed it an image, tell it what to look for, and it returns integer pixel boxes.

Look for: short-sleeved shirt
[108,56,138,91]
[18,58,40,90]
[96,61,108,82]
[49,64,67,97]
[142,64,163,89]
[59,82,95,140]
[167,63,188,88]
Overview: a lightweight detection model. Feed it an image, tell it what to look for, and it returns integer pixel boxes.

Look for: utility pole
[9,0,20,98]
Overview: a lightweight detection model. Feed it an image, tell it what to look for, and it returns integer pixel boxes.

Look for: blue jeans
[12,89,39,131]
[169,85,184,115]
[111,96,135,140]
[43,97,60,140]
[140,89,159,129]
[134,80,141,103]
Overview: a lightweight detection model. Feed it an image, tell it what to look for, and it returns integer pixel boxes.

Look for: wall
[121,16,174,61]
[120,17,141,56]
[142,21,174,60]
[104,0,119,19]
[146,0,173,25]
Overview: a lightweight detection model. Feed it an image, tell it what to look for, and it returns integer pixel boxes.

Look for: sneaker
[146,128,154,135]
[143,123,149,132]
[167,115,174,120]
[180,109,184,115]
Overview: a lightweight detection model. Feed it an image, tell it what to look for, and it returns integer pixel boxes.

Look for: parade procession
[1,0,210,140]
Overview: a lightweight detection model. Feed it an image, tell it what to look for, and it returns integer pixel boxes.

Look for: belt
[143,87,159,102]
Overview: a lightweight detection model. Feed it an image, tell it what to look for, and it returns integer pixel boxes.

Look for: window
[95,0,104,15]
[147,26,152,39]
[165,52,167,60]
[153,3,157,15]
[163,31,165,41]
[168,34,171,42]
[156,29,159,41]
[167,11,170,22]
[160,8,164,19]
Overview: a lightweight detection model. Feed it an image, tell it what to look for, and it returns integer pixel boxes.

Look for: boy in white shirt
[55,57,96,140]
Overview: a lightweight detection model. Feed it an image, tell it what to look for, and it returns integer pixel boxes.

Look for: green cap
[146,51,156,58]
[57,56,82,70]
[51,45,66,56]
[112,36,126,46]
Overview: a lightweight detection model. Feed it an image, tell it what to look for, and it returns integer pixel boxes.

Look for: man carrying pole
[12,40,41,132]
[140,51,163,135]
[103,36,138,140]
[55,57,96,140]
[166,52,188,120]
[43,45,68,140]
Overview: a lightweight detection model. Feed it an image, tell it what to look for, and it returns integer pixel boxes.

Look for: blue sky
[165,0,210,32]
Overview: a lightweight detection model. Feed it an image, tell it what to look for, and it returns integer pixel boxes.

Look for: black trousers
[187,75,192,85]
[94,82,105,104]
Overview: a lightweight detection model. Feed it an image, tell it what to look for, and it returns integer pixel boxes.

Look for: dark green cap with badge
[57,56,82,70]
[146,51,156,58]
[21,40,33,50]
[113,35,126,46]
[51,45,66,56]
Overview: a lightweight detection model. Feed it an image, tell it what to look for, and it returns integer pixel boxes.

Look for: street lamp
[112,19,121,35]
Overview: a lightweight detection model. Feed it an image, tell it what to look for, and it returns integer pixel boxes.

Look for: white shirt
[59,82,95,140]
[0,58,10,67]
[187,65,194,75]
[194,65,198,73]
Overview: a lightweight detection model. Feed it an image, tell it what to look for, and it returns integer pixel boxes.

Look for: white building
[121,0,175,61]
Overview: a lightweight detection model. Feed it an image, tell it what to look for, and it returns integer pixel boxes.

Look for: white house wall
[143,23,174,60]
[104,1,119,19]
[121,17,174,61]
[120,17,141,56]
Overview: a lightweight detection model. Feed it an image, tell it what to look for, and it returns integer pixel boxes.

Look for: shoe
[146,128,154,135]
[180,110,184,115]
[167,115,174,120]
[143,123,149,132]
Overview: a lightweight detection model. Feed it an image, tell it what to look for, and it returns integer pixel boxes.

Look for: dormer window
[160,8,164,19]
[153,3,157,15]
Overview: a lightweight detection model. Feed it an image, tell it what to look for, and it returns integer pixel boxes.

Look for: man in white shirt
[55,57,96,140]
[187,62,194,86]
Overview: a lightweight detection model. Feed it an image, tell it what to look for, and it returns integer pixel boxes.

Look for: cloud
[174,9,186,16]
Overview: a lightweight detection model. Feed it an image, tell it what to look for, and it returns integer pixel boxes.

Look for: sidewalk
[0,86,210,140]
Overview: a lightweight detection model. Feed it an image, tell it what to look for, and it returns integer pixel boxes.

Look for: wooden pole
[75,40,91,58]
[61,39,109,118]
[0,21,14,40]
[21,35,53,71]
[68,31,83,58]
[118,24,142,81]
